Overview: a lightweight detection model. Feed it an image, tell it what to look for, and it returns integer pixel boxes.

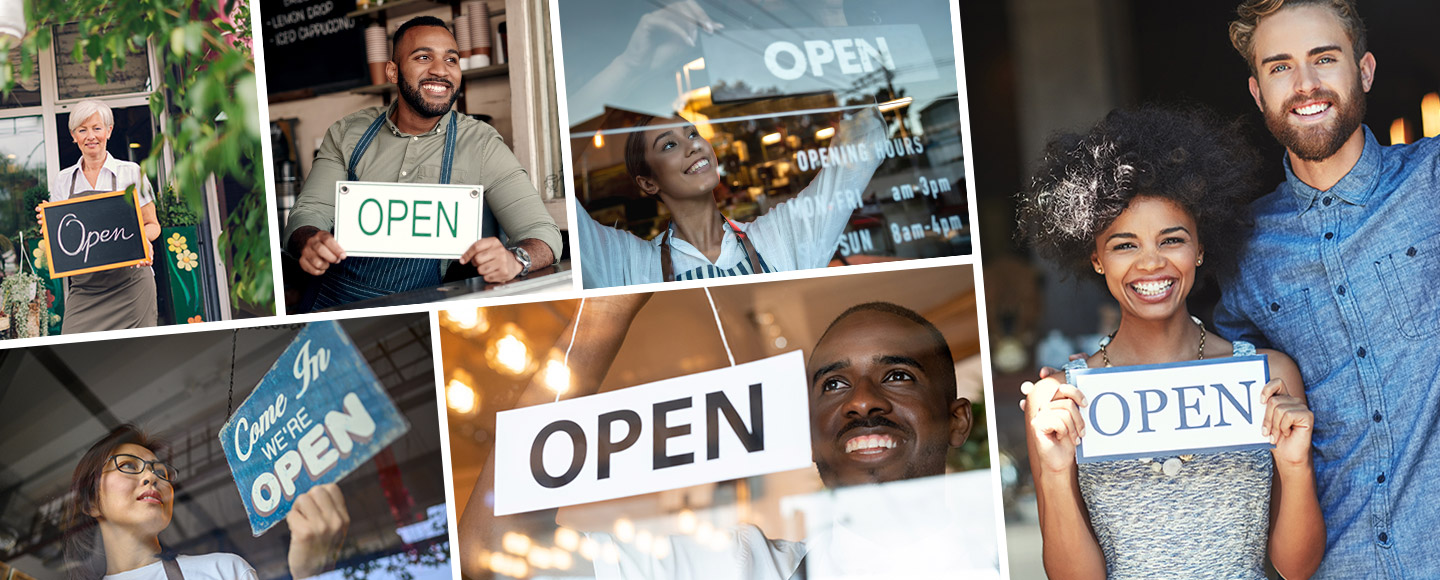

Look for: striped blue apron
[312,111,456,309]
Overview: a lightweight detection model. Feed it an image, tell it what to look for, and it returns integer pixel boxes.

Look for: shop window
[55,105,158,184]
[0,116,47,272]
[1,47,43,109]
[53,22,154,100]
[564,0,970,276]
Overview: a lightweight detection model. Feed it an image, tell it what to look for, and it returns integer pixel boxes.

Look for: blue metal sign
[219,320,411,536]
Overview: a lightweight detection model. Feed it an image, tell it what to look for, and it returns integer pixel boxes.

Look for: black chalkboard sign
[41,190,152,278]
[262,0,370,95]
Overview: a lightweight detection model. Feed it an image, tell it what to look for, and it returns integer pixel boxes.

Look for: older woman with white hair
[38,99,162,332]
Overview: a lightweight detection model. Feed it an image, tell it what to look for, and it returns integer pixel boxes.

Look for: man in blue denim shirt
[1220,1,1440,577]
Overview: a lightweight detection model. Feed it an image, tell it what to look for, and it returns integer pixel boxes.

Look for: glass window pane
[563,0,970,287]
[1,46,43,108]
[54,23,153,100]
[56,104,158,178]
[0,116,48,272]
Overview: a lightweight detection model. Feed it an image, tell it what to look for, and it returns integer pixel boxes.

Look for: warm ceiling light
[878,96,913,112]
[443,307,487,334]
[487,326,532,376]
[502,531,532,556]
[614,518,635,543]
[593,132,604,148]
[684,57,705,71]
[814,127,835,140]
[1390,118,1408,145]
[129,143,141,149]
[446,378,476,414]
[540,358,571,397]
[1422,92,1439,138]
[761,132,782,145]
[555,527,580,552]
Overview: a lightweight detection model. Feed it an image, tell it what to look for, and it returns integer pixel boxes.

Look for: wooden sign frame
[40,189,153,279]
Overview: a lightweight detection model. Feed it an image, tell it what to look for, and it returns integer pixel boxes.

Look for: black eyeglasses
[108,454,177,482]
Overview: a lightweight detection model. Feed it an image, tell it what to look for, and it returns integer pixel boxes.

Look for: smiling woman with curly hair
[1015,106,1327,580]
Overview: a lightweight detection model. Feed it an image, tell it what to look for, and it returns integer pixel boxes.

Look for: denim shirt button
[1379,532,1388,542]
[1358,347,1367,358]
[1337,285,1346,296]
[1377,473,1386,483]
[1407,246,1418,257]
[1270,302,1281,312]
[1373,412,1383,422]
[1323,196,1333,206]
[1325,232,1334,240]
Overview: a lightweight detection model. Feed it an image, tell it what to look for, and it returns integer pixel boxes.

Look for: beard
[396,67,458,119]
[1261,74,1367,162]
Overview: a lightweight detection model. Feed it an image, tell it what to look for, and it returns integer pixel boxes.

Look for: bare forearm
[515,294,652,407]
[1026,423,1106,580]
[1034,469,1107,579]
[515,237,555,271]
[1269,461,1325,580]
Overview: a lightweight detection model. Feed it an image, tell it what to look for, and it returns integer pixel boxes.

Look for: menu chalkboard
[41,190,153,278]
[262,0,370,94]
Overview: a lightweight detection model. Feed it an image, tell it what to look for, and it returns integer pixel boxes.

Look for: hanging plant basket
[1,272,52,339]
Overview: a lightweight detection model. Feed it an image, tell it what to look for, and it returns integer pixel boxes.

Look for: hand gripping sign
[493,350,813,516]
[219,321,411,535]
[1068,356,1272,463]
[333,181,485,259]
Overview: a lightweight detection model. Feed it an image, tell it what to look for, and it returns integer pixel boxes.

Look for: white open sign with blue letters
[1069,355,1272,463]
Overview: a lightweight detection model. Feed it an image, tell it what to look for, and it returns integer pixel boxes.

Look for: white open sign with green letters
[333,181,484,259]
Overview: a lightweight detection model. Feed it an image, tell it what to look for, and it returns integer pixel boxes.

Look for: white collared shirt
[50,151,156,205]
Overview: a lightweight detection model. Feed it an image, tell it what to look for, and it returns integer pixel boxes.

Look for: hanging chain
[226,329,237,420]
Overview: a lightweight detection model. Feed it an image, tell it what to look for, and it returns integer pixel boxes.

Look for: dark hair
[392,16,452,59]
[817,302,956,392]
[65,424,172,580]
[1230,0,1367,76]
[1015,106,1258,282]
[624,116,660,181]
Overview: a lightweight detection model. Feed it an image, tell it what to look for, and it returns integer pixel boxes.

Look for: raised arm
[750,106,887,269]
[1260,350,1324,580]
[1023,367,1107,580]
[456,294,652,579]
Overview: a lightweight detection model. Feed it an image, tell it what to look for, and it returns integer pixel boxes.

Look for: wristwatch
[509,245,532,277]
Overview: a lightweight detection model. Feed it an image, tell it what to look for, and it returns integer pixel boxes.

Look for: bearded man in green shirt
[284,16,562,310]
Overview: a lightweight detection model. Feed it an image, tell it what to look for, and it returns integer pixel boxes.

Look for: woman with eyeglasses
[65,424,349,580]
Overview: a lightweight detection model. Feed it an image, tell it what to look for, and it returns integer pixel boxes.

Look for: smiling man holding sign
[284,16,561,311]
[1015,108,1324,579]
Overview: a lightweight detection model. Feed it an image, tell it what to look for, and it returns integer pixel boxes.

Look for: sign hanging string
[559,298,585,403]
[703,287,736,367]
[556,289,736,402]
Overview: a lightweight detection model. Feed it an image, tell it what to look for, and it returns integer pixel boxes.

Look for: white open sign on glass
[1068,355,1272,463]
[333,181,484,259]
[493,351,813,516]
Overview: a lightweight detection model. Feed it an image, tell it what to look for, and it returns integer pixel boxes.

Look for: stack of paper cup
[365,23,389,85]
[469,2,493,68]
[455,16,473,60]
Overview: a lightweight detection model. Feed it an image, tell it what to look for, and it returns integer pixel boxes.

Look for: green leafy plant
[156,184,202,227]
[1,0,271,312]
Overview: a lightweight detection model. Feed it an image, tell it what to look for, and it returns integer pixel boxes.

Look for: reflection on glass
[0,116,47,273]
[54,23,153,100]
[564,0,971,287]
[1,46,43,108]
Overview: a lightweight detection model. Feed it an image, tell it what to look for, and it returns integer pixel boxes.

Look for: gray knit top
[1065,341,1272,579]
